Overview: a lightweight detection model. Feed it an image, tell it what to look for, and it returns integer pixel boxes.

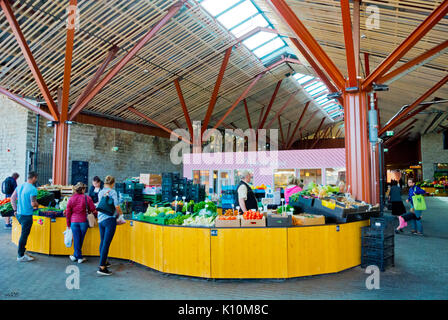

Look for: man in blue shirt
[11,171,39,262]
[406,178,426,235]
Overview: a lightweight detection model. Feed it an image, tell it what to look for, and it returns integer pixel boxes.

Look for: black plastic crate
[115,183,125,193]
[362,245,394,260]
[267,214,292,227]
[132,194,143,201]
[370,216,396,235]
[362,234,394,248]
[361,255,394,272]
[362,226,394,238]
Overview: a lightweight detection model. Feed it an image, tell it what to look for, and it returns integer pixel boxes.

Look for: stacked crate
[162,173,177,202]
[221,185,237,209]
[124,181,144,201]
[361,216,395,271]
[162,173,205,203]
[190,184,205,203]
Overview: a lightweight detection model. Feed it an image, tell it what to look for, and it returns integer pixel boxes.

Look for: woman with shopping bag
[96,175,123,276]
[406,178,426,236]
[66,182,98,263]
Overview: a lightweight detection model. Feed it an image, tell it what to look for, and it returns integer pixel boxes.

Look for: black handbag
[97,192,115,216]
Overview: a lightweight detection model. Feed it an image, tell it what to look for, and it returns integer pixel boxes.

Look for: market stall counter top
[11,217,369,279]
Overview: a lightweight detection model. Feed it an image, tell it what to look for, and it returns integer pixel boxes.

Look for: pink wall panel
[183,148,345,187]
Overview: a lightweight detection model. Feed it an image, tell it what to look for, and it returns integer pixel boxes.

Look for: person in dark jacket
[88,176,104,206]
[2,172,19,229]
[235,170,258,213]
[406,178,426,235]
[389,180,406,216]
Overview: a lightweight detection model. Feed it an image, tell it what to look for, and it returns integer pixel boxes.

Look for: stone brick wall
[66,123,182,184]
[0,95,29,191]
[1,96,182,189]
[421,132,448,180]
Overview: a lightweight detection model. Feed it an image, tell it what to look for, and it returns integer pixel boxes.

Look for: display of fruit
[223,209,238,216]
[171,201,183,207]
[218,215,237,220]
[242,210,263,220]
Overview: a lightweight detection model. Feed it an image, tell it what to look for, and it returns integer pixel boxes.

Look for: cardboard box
[139,174,162,186]
[241,216,266,227]
[292,214,325,226]
[214,217,241,228]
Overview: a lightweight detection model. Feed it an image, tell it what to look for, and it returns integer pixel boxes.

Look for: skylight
[293,72,344,120]
[200,0,290,64]
[199,0,344,120]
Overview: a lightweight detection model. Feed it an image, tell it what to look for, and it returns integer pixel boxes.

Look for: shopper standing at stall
[2,172,19,229]
[96,175,123,276]
[88,176,104,206]
[10,172,38,262]
[406,178,426,236]
[235,170,258,213]
[66,182,97,264]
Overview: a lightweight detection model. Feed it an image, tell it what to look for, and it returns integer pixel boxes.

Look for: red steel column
[344,88,372,203]
[52,122,70,185]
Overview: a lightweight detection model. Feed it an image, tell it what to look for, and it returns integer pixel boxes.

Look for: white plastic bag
[116,215,126,225]
[63,227,73,248]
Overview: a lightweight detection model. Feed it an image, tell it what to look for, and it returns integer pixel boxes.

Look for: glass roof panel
[296,75,314,84]
[201,0,242,16]
[252,37,284,58]
[242,31,277,50]
[217,1,258,30]
[304,82,323,92]
[229,14,269,37]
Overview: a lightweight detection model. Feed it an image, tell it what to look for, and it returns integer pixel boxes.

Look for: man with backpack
[2,172,19,229]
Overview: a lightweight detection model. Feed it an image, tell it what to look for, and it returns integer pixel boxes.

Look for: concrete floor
[1,197,447,300]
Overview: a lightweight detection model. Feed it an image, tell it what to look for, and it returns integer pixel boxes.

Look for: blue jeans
[17,215,33,257]
[412,209,423,233]
[71,222,88,259]
[98,218,116,267]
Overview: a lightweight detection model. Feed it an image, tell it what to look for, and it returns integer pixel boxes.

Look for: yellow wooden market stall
[11,217,369,279]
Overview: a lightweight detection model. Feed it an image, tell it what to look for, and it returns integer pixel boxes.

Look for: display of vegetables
[0,202,13,215]
[277,204,293,213]
[193,201,217,213]
[0,198,11,206]
[242,210,263,220]
[144,205,173,217]
[59,197,69,210]
[37,190,52,199]
[182,215,216,227]
[182,200,195,213]
[290,184,342,202]
[166,213,191,225]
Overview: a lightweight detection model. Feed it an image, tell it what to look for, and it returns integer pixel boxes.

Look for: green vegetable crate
[143,194,161,203]
[140,215,168,225]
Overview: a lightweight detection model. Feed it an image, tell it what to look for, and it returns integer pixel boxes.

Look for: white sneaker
[78,258,87,264]
[69,255,77,262]
[17,254,34,262]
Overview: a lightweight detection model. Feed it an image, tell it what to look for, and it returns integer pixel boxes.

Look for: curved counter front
[11,216,369,279]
